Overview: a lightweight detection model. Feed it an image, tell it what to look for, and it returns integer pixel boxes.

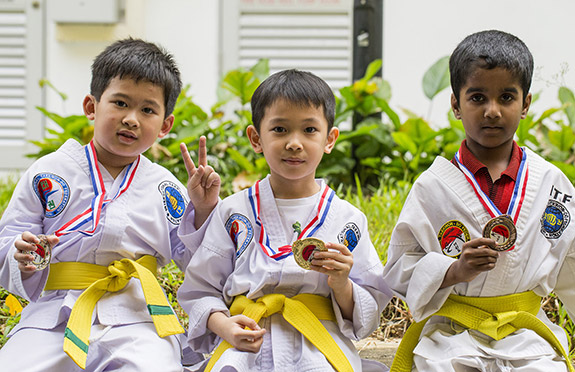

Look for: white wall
[43,0,575,128]
[383,0,575,127]
[44,0,220,117]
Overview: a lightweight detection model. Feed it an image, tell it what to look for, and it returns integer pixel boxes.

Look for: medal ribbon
[55,141,140,237]
[454,148,528,223]
[248,180,335,261]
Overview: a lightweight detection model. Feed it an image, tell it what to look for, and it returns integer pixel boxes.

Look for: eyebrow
[109,93,162,108]
[465,87,519,95]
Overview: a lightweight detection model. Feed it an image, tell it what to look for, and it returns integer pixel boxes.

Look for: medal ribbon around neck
[55,141,140,237]
[247,180,335,261]
[454,148,528,223]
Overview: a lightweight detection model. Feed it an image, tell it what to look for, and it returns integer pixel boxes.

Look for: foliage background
[1,58,575,361]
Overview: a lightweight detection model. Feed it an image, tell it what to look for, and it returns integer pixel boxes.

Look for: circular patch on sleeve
[437,220,470,258]
[33,173,70,218]
[225,213,253,258]
[158,181,186,225]
[540,199,570,239]
[337,222,361,252]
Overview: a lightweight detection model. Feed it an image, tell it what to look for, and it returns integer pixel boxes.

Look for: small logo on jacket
[33,173,70,217]
[438,220,470,258]
[338,223,361,251]
[159,181,186,225]
[540,199,570,239]
[225,213,253,258]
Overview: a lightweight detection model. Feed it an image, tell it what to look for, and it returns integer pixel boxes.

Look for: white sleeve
[177,204,234,353]
[0,170,49,301]
[383,212,455,321]
[333,212,392,339]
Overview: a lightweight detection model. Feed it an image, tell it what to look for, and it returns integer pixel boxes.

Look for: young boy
[178,69,391,371]
[383,30,575,371]
[0,38,219,371]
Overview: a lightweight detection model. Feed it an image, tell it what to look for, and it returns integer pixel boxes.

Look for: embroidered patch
[225,213,253,258]
[158,181,186,225]
[338,223,361,252]
[33,173,70,218]
[437,220,470,258]
[540,199,570,239]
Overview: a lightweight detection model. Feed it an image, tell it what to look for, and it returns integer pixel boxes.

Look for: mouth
[283,158,305,165]
[117,130,138,142]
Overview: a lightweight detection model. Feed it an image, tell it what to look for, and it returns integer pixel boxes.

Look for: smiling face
[247,99,338,198]
[83,77,174,177]
[451,67,531,160]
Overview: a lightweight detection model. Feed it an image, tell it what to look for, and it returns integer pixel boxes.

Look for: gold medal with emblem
[292,237,327,270]
[30,234,51,270]
[483,214,517,252]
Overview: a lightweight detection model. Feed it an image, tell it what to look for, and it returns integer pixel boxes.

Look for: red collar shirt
[451,140,523,214]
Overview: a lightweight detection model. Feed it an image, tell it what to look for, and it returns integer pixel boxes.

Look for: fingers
[312,242,353,269]
[198,136,207,168]
[189,165,220,190]
[14,232,38,273]
[179,143,197,178]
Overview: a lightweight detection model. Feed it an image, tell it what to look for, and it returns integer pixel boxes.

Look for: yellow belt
[45,256,184,370]
[390,291,574,372]
[206,293,353,372]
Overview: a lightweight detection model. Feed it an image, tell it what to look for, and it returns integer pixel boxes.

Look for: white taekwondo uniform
[179,176,391,372]
[383,148,575,371]
[0,139,206,372]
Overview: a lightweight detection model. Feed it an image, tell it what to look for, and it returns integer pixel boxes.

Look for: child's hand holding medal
[14,232,59,272]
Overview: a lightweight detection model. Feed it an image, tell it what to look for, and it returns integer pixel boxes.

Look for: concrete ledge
[354,337,399,366]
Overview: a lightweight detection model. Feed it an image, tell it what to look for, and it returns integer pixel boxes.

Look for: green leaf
[250,59,269,82]
[363,59,382,81]
[558,86,575,127]
[222,70,259,105]
[548,126,575,152]
[422,56,450,100]
[392,132,417,154]
[226,147,255,173]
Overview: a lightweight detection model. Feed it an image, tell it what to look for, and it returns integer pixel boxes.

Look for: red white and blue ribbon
[55,141,140,237]
[248,180,335,261]
[453,148,528,223]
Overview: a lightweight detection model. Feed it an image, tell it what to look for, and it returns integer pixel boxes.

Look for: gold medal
[292,237,326,270]
[30,234,51,270]
[483,215,517,252]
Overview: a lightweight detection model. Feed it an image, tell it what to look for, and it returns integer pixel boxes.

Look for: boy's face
[247,99,338,197]
[451,67,531,158]
[83,77,173,173]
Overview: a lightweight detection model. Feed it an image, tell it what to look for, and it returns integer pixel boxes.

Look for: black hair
[250,69,335,132]
[449,30,533,103]
[90,38,182,117]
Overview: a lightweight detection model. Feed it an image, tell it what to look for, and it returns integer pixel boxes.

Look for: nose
[484,100,502,119]
[285,134,303,151]
[122,111,139,128]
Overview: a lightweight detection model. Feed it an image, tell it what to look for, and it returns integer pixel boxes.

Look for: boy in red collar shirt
[383,30,575,371]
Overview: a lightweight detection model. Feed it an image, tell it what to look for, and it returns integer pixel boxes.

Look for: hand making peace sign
[179,136,221,229]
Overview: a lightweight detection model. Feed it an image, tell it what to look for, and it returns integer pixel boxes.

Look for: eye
[304,127,318,133]
[470,94,485,103]
[114,100,128,108]
[142,107,155,115]
[501,93,515,103]
[272,126,286,133]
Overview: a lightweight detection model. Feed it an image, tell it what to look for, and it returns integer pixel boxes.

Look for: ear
[83,95,97,121]
[246,125,263,153]
[450,93,461,120]
[521,93,532,119]
[158,114,174,139]
[324,127,339,154]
